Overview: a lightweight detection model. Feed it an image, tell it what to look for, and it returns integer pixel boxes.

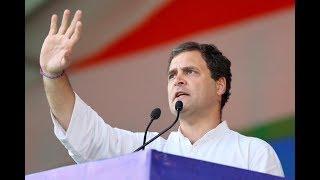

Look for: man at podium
[39,10,284,177]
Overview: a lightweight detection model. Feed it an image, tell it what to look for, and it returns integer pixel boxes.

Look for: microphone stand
[142,119,155,150]
[134,110,181,152]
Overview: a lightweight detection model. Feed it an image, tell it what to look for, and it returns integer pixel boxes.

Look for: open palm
[40,10,82,75]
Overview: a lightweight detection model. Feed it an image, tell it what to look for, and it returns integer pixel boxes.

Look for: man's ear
[216,77,226,96]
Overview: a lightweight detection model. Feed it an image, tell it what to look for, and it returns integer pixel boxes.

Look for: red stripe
[71,0,294,72]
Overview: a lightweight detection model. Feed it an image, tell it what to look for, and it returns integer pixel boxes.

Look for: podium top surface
[26,149,284,180]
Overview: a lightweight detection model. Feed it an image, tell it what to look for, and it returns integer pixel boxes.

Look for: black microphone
[142,108,161,150]
[134,101,183,152]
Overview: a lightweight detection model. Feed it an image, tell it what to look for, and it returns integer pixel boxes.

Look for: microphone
[134,101,183,152]
[142,108,161,150]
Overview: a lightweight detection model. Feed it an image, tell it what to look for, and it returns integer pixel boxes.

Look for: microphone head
[150,108,161,120]
[175,101,183,112]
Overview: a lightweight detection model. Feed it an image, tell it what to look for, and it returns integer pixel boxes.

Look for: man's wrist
[40,68,65,79]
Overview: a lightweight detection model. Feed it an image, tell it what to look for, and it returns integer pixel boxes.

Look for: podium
[26,149,284,180]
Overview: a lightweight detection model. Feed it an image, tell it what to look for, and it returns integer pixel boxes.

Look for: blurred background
[25,0,294,179]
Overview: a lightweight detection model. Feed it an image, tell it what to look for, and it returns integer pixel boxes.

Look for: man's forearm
[43,73,75,131]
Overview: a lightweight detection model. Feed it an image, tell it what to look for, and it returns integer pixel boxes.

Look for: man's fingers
[65,10,82,38]
[57,9,71,35]
[70,21,82,46]
[48,14,58,35]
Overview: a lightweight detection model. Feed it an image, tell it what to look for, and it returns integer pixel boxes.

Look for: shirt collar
[177,120,230,146]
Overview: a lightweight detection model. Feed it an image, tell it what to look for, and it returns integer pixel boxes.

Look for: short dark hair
[168,41,232,110]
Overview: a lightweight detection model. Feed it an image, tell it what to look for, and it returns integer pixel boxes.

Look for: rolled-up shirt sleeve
[51,93,164,164]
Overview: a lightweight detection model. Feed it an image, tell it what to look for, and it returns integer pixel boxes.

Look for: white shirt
[52,93,284,177]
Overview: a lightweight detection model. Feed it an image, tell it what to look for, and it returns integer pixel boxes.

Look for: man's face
[167,50,219,117]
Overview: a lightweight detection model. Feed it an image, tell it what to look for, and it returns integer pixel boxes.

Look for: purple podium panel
[26,150,150,180]
[26,149,284,180]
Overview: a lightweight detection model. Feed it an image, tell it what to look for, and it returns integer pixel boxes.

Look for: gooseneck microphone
[142,108,161,150]
[134,101,183,152]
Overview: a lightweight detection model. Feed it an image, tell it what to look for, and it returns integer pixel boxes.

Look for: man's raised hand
[40,9,82,76]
